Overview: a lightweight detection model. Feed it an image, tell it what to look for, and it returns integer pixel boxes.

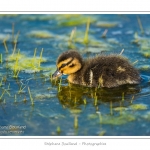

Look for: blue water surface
[0,14,150,136]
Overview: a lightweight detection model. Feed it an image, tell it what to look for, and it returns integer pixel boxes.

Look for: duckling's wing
[82,56,140,88]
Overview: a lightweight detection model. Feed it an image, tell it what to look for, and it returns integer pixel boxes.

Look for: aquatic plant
[0,89,10,100]
[69,27,76,42]
[133,60,138,65]
[35,93,55,99]
[0,54,2,63]
[74,115,78,129]
[0,14,18,17]
[0,90,6,100]
[129,104,148,110]
[113,103,147,111]
[122,92,124,101]
[12,31,20,55]
[21,14,53,21]
[83,18,90,45]
[28,87,34,106]
[56,126,61,134]
[132,32,150,58]
[94,93,98,106]
[96,21,119,28]
[7,52,25,62]
[130,95,135,104]
[68,27,76,49]
[83,98,87,105]
[27,30,53,38]
[0,77,3,87]
[101,29,108,38]
[58,78,62,92]
[57,14,96,27]
[4,89,11,97]
[137,16,144,34]
[100,112,135,125]
[70,108,82,114]
[23,96,27,103]
[49,73,52,82]
[38,48,44,67]
[3,37,9,53]
[98,130,106,136]
[7,48,48,74]
[74,30,114,50]
[18,84,26,94]
[113,107,128,111]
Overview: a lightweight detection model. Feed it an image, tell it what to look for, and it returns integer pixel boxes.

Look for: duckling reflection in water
[57,84,140,108]
[52,50,141,88]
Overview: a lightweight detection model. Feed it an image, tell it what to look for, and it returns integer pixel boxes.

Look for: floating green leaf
[35,93,56,99]
[100,113,136,125]
[96,21,119,28]
[27,30,53,38]
[57,15,96,27]
[129,104,148,110]
[139,65,150,71]
[6,51,50,73]
[98,130,106,136]
[113,107,128,111]
[70,108,82,114]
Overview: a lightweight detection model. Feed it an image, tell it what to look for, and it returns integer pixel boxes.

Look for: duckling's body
[52,50,141,88]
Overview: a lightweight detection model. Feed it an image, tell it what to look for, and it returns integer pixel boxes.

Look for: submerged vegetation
[27,30,53,39]
[7,48,48,74]
[0,14,150,136]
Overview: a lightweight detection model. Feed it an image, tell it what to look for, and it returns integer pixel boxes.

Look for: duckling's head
[52,50,83,79]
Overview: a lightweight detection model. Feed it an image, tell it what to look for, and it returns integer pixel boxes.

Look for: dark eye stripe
[58,58,74,70]
[61,63,66,68]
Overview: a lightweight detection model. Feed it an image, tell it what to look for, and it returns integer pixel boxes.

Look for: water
[0,14,150,136]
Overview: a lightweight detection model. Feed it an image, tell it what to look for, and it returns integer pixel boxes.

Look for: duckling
[52,50,141,88]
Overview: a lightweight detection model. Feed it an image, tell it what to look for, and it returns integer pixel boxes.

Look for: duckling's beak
[52,69,62,79]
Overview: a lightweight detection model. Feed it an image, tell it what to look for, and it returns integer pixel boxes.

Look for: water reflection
[57,83,141,108]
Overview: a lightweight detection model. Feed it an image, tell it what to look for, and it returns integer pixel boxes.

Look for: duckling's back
[71,55,141,88]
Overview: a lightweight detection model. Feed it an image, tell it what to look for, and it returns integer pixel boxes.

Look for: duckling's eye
[58,63,67,70]
[69,64,75,67]
[61,63,67,68]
